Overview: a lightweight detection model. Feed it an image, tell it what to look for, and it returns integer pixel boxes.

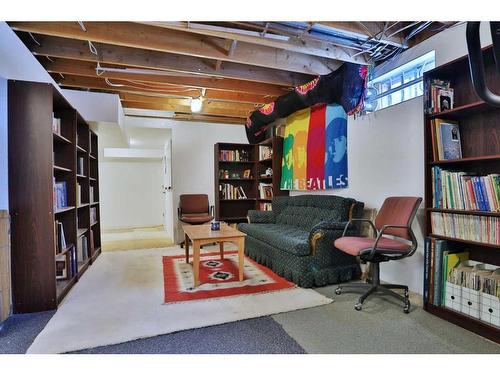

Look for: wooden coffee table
[182,224,246,288]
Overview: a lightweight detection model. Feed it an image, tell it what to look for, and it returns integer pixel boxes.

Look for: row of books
[55,246,77,280]
[77,156,85,175]
[52,115,62,135]
[429,119,462,161]
[425,79,454,114]
[430,212,499,245]
[90,207,98,224]
[90,186,95,203]
[424,238,467,306]
[219,149,251,162]
[219,184,248,200]
[259,202,272,211]
[258,145,272,160]
[54,220,67,254]
[77,235,89,263]
[424,240,500,327]
[53,179,68,210]
[431,167,500,212]
[258,183,273,199]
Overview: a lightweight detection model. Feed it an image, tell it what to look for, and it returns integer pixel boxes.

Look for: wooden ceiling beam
[19,32,310,87]
[9,21,338,75]
[140,21,367,63]
[53,74,271,104]
[121,100,250,118]
[119,93,258,112]
[40,57,289,96]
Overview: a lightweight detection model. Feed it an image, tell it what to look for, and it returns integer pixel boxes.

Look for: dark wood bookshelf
[214,138,288,223]
[8,80,101,313]
[423,45,500,343]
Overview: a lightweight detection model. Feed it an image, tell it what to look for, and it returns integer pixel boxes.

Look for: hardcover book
[439,121,462,160]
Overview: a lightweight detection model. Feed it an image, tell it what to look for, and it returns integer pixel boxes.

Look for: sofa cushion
[273,195,353,231]
[238,223,311,256]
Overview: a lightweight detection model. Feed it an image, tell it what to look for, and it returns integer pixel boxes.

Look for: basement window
[364,50,436,112]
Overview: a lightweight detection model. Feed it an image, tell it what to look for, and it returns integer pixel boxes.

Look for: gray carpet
[71,317,305,354]
[1,284,500,354]
[0,310,55,354]
[274,285,500,354]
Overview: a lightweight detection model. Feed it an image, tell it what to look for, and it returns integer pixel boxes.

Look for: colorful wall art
[280,103,348,191]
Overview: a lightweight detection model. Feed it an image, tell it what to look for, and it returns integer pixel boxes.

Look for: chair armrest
[247,210,275,224]
[366,224,411,260]
[342,218,377,237]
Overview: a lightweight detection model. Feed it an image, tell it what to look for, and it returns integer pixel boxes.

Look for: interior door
[162,139,173,238]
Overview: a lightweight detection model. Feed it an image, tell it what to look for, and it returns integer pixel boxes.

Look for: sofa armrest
[247,210,275,224]
[309,220,359,256]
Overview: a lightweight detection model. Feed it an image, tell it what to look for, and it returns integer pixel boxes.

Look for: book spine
[433,240,444,306]
[423,237,430,304]
[429,238,435,305]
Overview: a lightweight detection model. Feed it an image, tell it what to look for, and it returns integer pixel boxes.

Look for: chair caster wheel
[403,301,411,314]
[354,303,362,311]
[335,287,342,295]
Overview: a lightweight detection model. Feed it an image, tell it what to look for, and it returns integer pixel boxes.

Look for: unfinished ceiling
[8,21,457,124]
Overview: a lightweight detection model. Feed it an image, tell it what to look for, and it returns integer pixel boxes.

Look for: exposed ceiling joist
[18,32,310,87]
[9,21,338,75]
[121,100,249,119]
[40,57,290,96]
[139,21,367,63]
[53,74,274,104]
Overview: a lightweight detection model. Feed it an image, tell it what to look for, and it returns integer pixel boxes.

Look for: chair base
[335,262,411,313]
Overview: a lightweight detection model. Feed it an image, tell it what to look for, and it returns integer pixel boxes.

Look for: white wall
[169,121,248,241]
[62,89,122,124]
[0,77,7,210]
[292,23,493,294]
[97,123,170,231]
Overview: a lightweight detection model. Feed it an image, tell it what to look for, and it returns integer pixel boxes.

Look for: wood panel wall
[0,210,11,323]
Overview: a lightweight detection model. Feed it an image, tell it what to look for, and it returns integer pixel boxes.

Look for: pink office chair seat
[335,236,411,256]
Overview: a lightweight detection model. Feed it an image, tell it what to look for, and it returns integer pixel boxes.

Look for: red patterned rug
[162,251,295,303]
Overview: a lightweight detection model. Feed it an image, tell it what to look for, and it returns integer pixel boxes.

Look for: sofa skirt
[244,235,360,288]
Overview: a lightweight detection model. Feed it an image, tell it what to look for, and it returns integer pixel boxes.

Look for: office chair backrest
[179,194,209,214]
[375,197,422,240]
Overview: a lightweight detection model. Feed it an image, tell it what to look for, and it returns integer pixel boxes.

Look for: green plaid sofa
[238,195,364,288]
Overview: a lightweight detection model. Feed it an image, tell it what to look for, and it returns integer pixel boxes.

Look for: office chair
[334,196,422,313]
[178,194,214,248]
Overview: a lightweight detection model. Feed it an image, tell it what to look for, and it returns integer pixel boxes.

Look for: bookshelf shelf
[8,80,101,313]
[90,201,99,206]
[424,303,500,344]
[53,132,71,144]
[56,243,74,257]
[427,208,500,217]
[219,178,255,181]
[54,206,75,214]
[91,221,99,227]
[423,46,500,343]
[429,154,500,165]
[428,234,500,249]
[53,165,72,173]
[214,138,288,222]
[89,154,96,160]
[89,177,97,181]
[218,160,254,164]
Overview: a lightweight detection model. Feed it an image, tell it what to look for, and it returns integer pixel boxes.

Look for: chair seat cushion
[238,223,311,256]
[334,236,411,256]
[180,214,213,224]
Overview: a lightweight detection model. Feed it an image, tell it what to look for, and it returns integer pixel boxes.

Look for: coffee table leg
[185,233,190,263]
[219,242,224,260]
[193,240,200,288]
[238,237,245,282]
